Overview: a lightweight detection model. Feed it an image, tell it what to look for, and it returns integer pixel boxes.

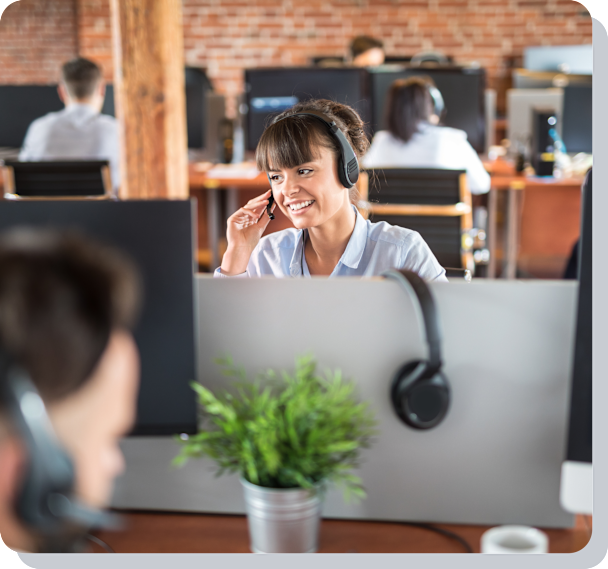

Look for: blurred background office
[0,0,592,279]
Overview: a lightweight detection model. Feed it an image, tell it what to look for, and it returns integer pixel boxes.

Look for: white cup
[481,525,549,554]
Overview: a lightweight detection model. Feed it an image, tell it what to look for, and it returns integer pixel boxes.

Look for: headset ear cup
[391,360,450,430]
[336,153,349,189]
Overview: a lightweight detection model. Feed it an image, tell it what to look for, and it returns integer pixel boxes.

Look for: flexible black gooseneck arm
[381,269,443,371]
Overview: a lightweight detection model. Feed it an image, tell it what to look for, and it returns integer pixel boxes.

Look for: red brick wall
[77,0,113,82]
[0,0,78,84]
[179,0,592,102]
[1,0,592,103]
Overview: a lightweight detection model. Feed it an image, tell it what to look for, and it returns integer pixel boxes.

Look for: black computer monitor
[244,67,372,151]
[0,67,212,150]
[562,84,592,154]
[0,86,64,148]
[369,66,487,153]
[560,168,592,514]
[0,200,198,436]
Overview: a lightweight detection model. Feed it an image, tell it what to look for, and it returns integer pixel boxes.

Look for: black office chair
[2,160,112,199]
[360,168,474,272]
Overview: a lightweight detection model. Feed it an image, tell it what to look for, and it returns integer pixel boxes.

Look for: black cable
[85,533,115,553]
[401,521,474,553]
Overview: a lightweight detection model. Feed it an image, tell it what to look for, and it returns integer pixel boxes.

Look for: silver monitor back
[507,88,563,152]
[113,277,576,528]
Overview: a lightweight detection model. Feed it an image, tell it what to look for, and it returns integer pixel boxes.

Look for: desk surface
[92,511,592,554]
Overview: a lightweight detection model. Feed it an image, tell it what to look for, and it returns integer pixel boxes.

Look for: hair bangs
[256,116,335,172]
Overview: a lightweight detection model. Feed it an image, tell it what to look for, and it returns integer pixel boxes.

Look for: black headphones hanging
[382,269,451,430]
[0,354,120,551]
[264,110,360,218]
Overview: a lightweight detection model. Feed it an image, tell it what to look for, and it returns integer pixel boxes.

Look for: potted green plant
[174,354,376,553]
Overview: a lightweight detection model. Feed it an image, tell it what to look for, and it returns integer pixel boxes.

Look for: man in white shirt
[19,58,119,193]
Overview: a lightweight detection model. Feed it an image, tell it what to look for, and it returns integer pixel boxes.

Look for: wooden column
[110,0,188,199]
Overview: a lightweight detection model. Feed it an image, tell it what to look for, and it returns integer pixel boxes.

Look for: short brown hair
[350,36,384,59]
[0,229,140,402]
[386,76,435,143]
[255,99,369,200]
[61,57,102,100]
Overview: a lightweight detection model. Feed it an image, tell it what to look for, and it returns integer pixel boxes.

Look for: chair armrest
[364,202,471,217]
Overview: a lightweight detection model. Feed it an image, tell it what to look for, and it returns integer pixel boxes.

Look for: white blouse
[362,124,491,195]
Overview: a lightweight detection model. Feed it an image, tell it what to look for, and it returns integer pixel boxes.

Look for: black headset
[382,269,450,430]
[428,85,445,119]
[0,355,120,552]
[263,110,360,220]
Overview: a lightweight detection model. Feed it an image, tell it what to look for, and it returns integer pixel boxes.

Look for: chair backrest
[364,168,472,270]
[367,168,465,205]
[3,160,111,199]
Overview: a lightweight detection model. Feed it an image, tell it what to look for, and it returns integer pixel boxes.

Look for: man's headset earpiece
[264,110,360,221]
[0,356,120,551]
[382,269,450,430]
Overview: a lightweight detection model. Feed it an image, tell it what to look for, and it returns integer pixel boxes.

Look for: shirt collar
[63,103,99,117]
[288,205,368,276]
[339,205,368,269]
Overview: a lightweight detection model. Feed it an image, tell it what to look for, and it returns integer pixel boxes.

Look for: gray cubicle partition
[113,277,576,528]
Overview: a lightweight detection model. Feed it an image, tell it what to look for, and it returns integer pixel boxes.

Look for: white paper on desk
[206,165,260,179]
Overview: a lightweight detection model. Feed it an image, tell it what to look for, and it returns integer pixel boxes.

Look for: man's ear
[57,83,68,105]
[98,81,106,98]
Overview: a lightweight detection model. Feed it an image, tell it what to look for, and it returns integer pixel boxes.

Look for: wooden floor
[91,511,592,554]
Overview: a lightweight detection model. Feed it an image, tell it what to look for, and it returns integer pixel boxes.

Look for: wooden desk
[483,160,583,279]
[92,511,592,554]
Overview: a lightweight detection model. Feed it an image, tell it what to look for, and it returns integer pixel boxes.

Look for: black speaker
[531,108,557,177]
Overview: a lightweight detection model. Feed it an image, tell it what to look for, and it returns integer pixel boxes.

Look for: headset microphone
[382,269,451,430]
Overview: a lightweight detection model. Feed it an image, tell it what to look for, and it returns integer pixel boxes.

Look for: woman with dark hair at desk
[362,77,491,196]
[214,99,446,281]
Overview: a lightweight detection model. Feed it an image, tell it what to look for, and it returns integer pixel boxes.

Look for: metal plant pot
[240,478,322,553]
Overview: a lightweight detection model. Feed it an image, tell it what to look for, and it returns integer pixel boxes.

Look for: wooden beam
[110,0,188,199]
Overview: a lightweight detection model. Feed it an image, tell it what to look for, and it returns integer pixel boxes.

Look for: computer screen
[560,169,592,514]
[0,200,198,436]
[0,67,212,149]
[561,85,592,154]
[369,66,486,153]
[0,86,64,148]
[244,67,371,151]
[524,45,593,75]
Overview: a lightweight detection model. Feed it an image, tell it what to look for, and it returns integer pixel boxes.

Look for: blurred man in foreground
[0,229,140,552]
[19,57,119,192]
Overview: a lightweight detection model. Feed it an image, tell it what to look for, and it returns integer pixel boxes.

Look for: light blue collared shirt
[215,206,448,281]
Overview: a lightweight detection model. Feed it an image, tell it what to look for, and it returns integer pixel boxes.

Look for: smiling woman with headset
[216,99,447,280]
[362,77,491,195]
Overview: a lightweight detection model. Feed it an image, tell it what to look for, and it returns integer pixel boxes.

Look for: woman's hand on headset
[220,189,276,275]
